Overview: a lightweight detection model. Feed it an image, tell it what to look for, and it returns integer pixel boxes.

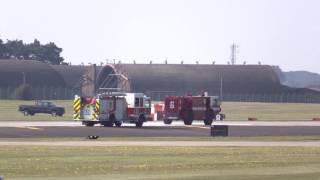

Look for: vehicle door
[34,101,44,113]
[40,102,50,113]
[99,97,115,121]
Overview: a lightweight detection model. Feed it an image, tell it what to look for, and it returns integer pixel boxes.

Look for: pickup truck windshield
[36,101,55,107]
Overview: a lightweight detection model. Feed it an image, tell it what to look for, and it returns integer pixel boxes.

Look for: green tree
[0,38,65,64]
[5,39,26,59]
[0,38,5,58]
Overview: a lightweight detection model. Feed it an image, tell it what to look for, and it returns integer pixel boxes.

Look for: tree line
[0,38,64,65]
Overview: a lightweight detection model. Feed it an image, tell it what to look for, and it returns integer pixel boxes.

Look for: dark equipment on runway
[211,125,229,137]
[87,135,99,139]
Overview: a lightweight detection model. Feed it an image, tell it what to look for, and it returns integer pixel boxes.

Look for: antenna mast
[230,43,239,65]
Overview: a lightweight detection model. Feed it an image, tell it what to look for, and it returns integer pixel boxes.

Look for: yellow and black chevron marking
[73,97,81,120]
[92,99,100,120]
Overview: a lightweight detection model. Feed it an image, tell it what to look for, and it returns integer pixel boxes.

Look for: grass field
[0,100,319,121]
[0,100,72,121]
[0,146,319,180]
[222,102,320,121]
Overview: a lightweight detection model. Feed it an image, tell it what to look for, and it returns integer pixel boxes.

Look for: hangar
[0,59,319,102]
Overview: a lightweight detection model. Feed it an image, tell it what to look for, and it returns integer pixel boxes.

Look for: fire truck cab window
[135,98,140,107]
[135,97,144,107]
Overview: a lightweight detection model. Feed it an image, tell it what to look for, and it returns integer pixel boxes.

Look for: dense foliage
[0,38,64,65]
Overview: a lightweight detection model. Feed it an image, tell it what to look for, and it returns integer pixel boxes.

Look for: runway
[0,121,320,138]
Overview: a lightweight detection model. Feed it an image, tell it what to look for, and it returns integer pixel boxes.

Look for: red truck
[163,95,224,125]
[74,92,153,127]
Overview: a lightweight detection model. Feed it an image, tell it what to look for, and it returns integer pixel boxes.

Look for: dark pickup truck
[19,101,65,117]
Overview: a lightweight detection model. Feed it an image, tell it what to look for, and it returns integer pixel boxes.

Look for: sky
[0,0,320,73]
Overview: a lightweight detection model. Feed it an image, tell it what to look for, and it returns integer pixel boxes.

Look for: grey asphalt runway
[0,121,320,138]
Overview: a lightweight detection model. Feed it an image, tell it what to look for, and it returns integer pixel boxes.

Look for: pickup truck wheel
[23,110,29,116]
[51,111,57,117]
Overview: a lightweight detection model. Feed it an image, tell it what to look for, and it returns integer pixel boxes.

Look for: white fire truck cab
[74,92,152,127]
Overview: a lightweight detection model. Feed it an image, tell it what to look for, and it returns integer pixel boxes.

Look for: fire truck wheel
[136,115,145,127]
[103,114,116,127]
[183,111,193,125]
[135,121,143,127]
[204,111,214,125]
[204,118,213,126]
[163,119,173,125]
[103,121,114,127]
[84,122,94,127]
[115,121,122,127]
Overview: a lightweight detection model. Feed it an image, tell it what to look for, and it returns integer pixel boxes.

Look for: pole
[220,74,223,101]
[22,72,26,85]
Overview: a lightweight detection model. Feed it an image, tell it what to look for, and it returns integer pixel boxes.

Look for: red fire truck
[163,95,224,125]
[73,92,153,127]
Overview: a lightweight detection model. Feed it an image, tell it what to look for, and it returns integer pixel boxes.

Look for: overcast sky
[1,0,319,73]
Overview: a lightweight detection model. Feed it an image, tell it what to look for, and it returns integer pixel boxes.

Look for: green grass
[221,102,320,121]
[0,146,320,180]
[0,100,72,121]
[0,100,319,121]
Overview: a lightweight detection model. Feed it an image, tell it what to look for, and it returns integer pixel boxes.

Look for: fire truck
[73,92,152,127]
[163,94,225,125]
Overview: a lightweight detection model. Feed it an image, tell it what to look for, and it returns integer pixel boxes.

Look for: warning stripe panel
[73,103,80,109]
[73,97,81,120]
[73,114,80,119]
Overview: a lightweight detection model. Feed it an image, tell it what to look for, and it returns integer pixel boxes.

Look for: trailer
[163,94,225,125]
[73,92,152,127]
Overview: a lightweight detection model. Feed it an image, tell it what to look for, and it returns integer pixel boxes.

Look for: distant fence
[222,93,320,104]
[147,91,320,104]
[0,86,81,100]
[2,87,320,103]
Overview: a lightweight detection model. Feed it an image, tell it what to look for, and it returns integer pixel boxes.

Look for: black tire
[103,122,114,127]
[115,121,122,127]
[23,110,29,116]
[135,121,143,128]
[183,111,193,125]
[204,118,213,126]
[136,115,145,128]
[51,111,57,117]
[163,119,173,125]
[204,111,214,126]
[104,114,115,127]
[84,122,94,127]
